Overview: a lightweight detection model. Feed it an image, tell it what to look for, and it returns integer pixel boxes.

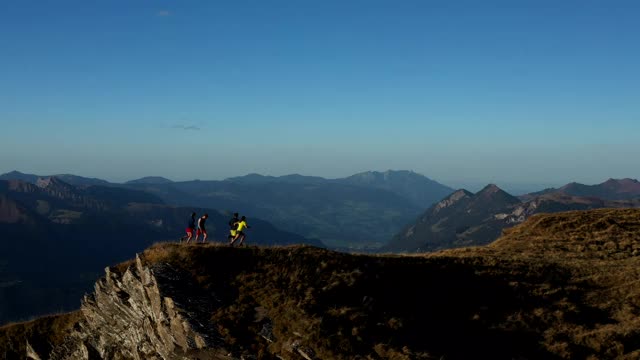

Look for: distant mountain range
[125,176,174,185]
[521,178,640,201]
[0,177,319,325]
[1,170,453,248]
[5,170,639,252]
[0,171,111,187]
[126,171,453,247]
[387,179,640,252]
[339,170,453,208]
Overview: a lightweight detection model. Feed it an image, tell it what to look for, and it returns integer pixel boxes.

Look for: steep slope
[5,208,640,359]
[387,185,521,252]
[387,184,640,253]
[338,170,454,208]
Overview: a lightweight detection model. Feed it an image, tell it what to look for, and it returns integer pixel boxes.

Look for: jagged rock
[259,321,275,343]
[291,340,317,360]
[26,341,42,360]
[43,254,224,359]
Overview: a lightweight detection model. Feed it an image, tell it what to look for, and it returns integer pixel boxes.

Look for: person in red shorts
[180,212,197,243]
[195,213,209,243]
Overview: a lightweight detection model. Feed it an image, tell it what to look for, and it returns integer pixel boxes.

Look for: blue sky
[1,0,639,187]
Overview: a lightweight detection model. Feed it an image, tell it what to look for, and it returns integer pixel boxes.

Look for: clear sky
[1,0,639,187]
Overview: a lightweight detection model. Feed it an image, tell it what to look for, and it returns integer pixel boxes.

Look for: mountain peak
[601,178,640,194]
[0,170,40,184]
[431,189,474,214]
[474,184,521,206]
[449,189,474,200]
[560,182,581,190]
[225,173,273,183]
[126,176,173,185]
[553,179,640,200]
[340,170,454,208]
[603,178,639,185]
[477,184,504,195]
[35,177,56,188]
[36,176,74,190]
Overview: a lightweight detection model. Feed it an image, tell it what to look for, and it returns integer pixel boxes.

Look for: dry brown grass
[433,208,640,359]
[492,208,640,257]
[0,311,82,359]
[86,210,640,358]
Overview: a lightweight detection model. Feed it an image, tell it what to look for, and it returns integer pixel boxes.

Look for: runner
[196,213,209,243]
[227,212,240,244]
[180,212,197,243]
[230,216,251,247]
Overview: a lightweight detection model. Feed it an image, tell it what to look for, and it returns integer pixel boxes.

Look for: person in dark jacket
[195,213,209,243]
[180,212,197,243]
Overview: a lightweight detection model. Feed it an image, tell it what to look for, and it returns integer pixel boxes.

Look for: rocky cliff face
[36,255,222,360]
[23,248,322,360]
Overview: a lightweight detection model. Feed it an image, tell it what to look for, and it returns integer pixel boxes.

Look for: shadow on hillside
[140,245,613,359]
[313,257,556,359]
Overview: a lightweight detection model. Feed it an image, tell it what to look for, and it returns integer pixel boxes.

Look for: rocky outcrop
[432,189,473,214]
[42,255,223,360]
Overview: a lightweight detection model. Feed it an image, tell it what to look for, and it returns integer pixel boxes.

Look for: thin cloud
[172,125,201,131]
[156,10,171,17]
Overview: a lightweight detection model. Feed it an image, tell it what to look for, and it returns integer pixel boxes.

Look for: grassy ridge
[4,208,640,359]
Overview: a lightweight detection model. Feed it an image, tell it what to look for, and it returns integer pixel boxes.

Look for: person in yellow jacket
[230,216,251,247]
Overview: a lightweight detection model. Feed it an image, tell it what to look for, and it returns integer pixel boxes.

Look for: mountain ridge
[388,183,640,252]
[4,208,640,359]
[521,178,640,201]
[0,171,451,247]
[125,176,174,185]
[338,170,454,208]
[0,171,111,187]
